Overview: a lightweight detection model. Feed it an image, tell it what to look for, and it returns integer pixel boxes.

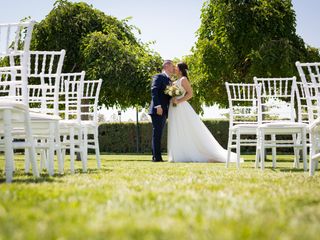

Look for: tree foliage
[188,0,320,107]
[31,0,162,108]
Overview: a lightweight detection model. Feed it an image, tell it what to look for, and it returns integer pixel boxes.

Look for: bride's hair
[177,62,188,79]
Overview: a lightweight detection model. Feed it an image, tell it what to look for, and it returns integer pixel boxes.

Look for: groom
[148,60,175,162]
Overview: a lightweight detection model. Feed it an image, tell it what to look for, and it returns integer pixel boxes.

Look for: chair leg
[62,135,67,161]
[255,148,260,168]
[3,109,14,183]
[70,128,75,174]
[292,134,299,168]
[255,130,260,169]
[25,148,30,173]
[39,140,47,171]
[226,130,232,168]
[302,128,307,172]
[94,127,101,169]
[309,159,315,176]
[260,130,265,170]
[309,132,315,176]
[56,146,64,174]
[82,127,88,172]
[24,112,39,178]
[54,123,64,174]
[271,134,276,168]
[79,128,87,173]
[236,130,240,169]
[47,123,55,176]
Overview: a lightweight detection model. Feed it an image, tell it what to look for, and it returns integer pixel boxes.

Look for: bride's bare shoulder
[180,76,189,83]
[180,76,191,85]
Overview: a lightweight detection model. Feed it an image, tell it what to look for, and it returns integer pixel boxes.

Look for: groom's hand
[156,107,163,116]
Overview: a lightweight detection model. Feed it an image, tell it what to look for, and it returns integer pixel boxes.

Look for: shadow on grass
[66,168,114,174]
[257,166,306,172]
[0,167,113,183]
[245,159,296,163]
[0,173,59,184]
[279,168,309,172]
[106,159,152,162]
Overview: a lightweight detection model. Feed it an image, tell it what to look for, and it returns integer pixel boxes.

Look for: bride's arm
[174,77,193,104]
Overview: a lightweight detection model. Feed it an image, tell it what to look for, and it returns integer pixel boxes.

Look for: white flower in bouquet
[164,84,183,106]
[164,85,182,97]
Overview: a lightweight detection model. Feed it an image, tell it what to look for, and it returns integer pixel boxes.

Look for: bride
[167,62,237,163]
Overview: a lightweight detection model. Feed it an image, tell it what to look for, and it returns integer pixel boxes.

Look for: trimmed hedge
[99,119,299,154]
[98,119,230,153]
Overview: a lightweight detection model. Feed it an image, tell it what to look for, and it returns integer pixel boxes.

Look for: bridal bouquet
[164,84,183,106]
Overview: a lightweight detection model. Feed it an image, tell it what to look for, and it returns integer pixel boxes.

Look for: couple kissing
[148,60,237,163]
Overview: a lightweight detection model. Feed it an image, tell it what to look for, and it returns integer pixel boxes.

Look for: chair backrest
[0,68,19,99]
[59,72,85,121]
[0,21,35,56]
[310,73,320,85]
[301,76,320,124]
[254,77,297,123]
[225,82,261,127]
[26,50,66,115]
[28,84,48,112]
[0,67,28,102]
[80,79,102,122]
[295,61,320,85]
[0,21,35,104]
[0,51,31,105]
[296,82,310,124]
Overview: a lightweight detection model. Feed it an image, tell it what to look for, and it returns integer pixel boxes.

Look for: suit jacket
[148,73,171,116]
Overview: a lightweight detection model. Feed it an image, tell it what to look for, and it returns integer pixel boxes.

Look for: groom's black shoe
[152,158,164,162]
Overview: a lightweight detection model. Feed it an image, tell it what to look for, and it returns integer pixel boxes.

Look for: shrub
[98,119,230,153]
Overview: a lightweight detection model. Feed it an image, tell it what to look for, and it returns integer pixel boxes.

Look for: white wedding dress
[167,77,237,163]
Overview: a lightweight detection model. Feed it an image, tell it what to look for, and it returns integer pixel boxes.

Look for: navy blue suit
[149,73,171,161]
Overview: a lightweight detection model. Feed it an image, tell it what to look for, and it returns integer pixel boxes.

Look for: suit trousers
[151,114,167,161]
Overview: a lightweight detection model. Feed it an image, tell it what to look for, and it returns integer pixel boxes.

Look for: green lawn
[0,154,319,240]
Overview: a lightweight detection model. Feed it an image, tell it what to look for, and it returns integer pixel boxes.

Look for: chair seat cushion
[260,121,307,128]
[59,119,81,127]
[231,124,259,129]
[30,112,61,121]
[0,99,28,111]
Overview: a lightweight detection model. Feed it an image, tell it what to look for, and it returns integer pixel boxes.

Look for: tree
[31,0,162,108]
[81,31,161,108]
[188,0,320,108]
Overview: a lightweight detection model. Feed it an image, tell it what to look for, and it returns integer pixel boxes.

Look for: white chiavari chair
[81,79,102,168]
[0,21,39,182]
[24,50,66,175]
[303,74,320,175]
[0,68,39,182]
[59,72,87,173]
[225,82,261,168]
[254,77,307,170]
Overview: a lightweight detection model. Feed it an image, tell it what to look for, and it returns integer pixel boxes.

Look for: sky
[1,0,320,120]
[1,0,206,60]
